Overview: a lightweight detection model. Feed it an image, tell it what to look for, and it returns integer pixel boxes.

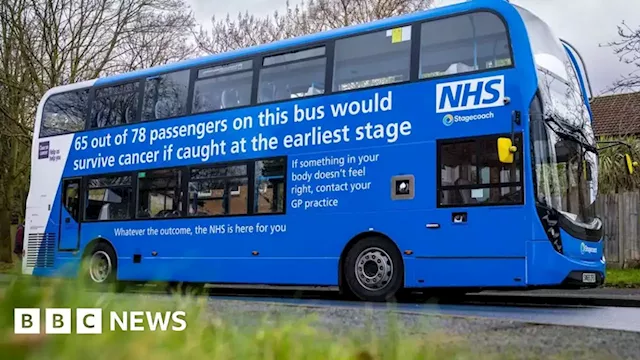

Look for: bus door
[59,178,81,251]
[431,134,528,259]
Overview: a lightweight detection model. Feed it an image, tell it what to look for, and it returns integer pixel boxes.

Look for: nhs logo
[436,75,505,113]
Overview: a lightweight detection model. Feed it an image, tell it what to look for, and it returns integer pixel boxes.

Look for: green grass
[0,262,16,274]
[605,268,640,288]
[0,274,510,360]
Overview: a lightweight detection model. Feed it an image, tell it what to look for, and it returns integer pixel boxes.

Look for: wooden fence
[597,192,640,268]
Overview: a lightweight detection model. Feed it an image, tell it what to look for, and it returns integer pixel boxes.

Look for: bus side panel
[119,258,340,285]
[527,197,605,286]
[56,70,530,287]
[25,133,76,277]
[526,237,605,286]
[73,135,527,287]
[79,213,430,285]
[408,258,526,287]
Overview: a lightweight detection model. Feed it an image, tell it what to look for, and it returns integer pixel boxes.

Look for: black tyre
[83,242,124,292]
[343,236,404,302]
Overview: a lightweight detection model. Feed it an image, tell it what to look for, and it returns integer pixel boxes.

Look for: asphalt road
[211,295,640,332]
[198,295,640,359]
[101,286,640,359]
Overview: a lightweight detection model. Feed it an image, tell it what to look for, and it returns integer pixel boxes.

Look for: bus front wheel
[343,236,403,302]
[83,242,124,292]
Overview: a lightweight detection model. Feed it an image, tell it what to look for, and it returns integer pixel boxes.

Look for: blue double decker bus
[24,0,634,301]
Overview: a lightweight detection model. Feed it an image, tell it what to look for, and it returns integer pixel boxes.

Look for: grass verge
[0,274,512,360]
[0,262,16,274]
[605,268,640,288]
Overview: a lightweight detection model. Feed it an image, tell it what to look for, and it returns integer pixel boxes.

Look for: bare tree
[195,0,434,54]
[0,0,37,262]
[107,0,197,73]
[0,0,195,262]
[603,20,640,93]
[3,0,196,91]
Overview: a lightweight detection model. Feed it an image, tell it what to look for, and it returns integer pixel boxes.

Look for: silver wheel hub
[355,247,393,291]
[89,251,112,283]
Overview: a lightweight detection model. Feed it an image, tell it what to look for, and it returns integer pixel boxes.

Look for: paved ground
[238,295,640,332]
[481,288,640,298]
[201,296,640,360]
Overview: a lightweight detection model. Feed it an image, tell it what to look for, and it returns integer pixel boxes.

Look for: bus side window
[254,158,286,214]
[221,88,244,109]
[136,169,183,218]
[192,71,253,114]
[63,179,80,222]
[91,82,140,128]
[258,82,276,103]
[188,165,249,216]
[333,27,411,92]
[40,90,88,137]
[142,70,190,121]
[259,46,326,103]
[85,175,133,221]
[438,135,522,207]
[419,12,512,79]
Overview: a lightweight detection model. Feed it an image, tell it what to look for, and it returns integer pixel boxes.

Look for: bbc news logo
[14,308,187,334]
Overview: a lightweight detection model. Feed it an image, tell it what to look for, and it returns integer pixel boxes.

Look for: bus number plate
[582,273,596,283]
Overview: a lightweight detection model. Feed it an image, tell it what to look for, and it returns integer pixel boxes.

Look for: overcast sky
[187,0,638,96]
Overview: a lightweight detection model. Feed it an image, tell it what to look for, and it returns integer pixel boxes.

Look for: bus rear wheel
[343,236,403,302]
[83,242,124,292]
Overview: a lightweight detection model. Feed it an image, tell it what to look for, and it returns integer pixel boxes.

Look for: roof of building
[591,91,640,137]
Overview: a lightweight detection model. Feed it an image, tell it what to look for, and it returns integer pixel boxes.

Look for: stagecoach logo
[38,141,50,159]
[442,112,495,126]
[580,242,598,255]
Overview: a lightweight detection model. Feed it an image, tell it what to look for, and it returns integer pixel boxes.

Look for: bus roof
[95,0,514,87]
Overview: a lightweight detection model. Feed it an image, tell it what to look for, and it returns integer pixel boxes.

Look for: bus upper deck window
[91,82,140,128]
[258,46,326,104]
[142,70,190,121]
[40,90,88,137]
[419,12,512,79]
[333,27,411,92]
[192,70,253,114]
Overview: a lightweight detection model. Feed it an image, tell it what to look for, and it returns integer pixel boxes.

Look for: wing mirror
[625,153,639,175]
[497,137,517,164]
